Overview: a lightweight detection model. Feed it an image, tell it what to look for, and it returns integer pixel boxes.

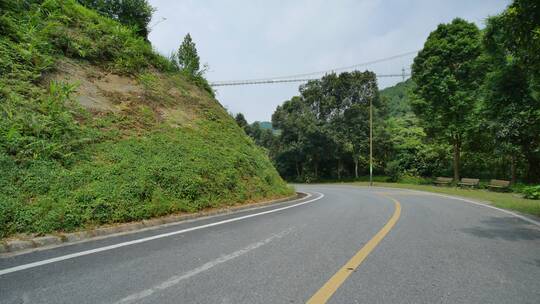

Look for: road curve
[1,185,539,303]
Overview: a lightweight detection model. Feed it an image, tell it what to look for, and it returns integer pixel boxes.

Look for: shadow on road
[460,216,540,241]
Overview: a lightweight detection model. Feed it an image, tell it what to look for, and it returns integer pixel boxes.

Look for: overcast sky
[148,0,509,122]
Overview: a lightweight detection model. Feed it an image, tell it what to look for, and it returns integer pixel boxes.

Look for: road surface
[1,185,539,303]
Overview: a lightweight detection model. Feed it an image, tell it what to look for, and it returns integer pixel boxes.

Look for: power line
[210,73,411,87]
[209,50,418,86]
[149,17,167,30]
[270,50,418,80]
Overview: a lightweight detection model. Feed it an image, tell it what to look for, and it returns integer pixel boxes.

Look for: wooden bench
[487,179,510,191]
[434,177,453,186]
[458,178,479,188]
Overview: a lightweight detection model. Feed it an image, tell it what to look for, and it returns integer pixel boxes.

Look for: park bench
[458,178,479,188]
[487,179,510,191]
[434,177,453,186]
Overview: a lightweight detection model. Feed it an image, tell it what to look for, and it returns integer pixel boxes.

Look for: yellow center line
[306,194,402,304]
[375,191,432,196]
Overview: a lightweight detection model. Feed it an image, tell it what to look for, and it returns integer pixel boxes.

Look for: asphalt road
[1,185,539,303]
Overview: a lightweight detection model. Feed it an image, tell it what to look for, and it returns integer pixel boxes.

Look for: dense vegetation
[411,18,485,182]
[77,0,154,38]
[235,0,539,193]
[0,0,291,238]
[234,113,276,148]
[380,78,413,117]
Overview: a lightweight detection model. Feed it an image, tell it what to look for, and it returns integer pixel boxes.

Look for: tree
[77,0,154,38]
[247,122,275,148]
[488,0,540,91]
[482,3,540,182]
[340,72,380,178]
[411,18,484,181]
[177,33,201,77]
[258,129,275,149]
[271,71,380,181]
[234,113,250,134]
[272,96,312,180]
[316,71,379,178]
[380,78,415,117]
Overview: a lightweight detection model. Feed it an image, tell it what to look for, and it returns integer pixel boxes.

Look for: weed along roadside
[0,193,302,255]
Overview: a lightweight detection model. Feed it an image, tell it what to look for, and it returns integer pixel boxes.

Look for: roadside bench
[487,179,510,191]
[458,178,479,188]
[434,177,453,186]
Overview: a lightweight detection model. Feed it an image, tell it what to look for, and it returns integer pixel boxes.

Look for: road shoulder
[0,192,303,257]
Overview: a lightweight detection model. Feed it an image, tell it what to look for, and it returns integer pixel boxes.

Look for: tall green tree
[77,0,154,38]
[234,113,250,134]
[331,71,379,178]
[271,71,380,180]
[411,18,484,181]
[488,0,540,91]
[482,1,540,182]
[177,33,201,77]
[272,96,313,180]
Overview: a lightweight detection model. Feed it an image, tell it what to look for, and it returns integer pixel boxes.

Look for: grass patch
[0,119,292,236]
[346,181,540,217]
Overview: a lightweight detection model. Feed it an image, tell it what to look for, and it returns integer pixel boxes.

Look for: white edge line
[0,192,324,277]
[402,189,540,227]
[2,192,304,258]
[311,184,540,227]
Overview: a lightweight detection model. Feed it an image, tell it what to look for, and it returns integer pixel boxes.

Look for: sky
[148,0,510,122]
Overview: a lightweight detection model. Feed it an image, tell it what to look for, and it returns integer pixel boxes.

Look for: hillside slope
[380,78,414,117]
[0,0,291,238]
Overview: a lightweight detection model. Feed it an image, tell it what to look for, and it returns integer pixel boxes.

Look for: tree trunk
[525,153,540,183]
[354,158,359,179]
[337,159,341,180]
[314,159,318,180]
[295,161,301,180]
[510,154,517,184]
[453,139,461,182]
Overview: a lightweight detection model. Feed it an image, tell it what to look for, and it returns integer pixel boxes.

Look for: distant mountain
[380,78,414,117]
[257,121,273,130]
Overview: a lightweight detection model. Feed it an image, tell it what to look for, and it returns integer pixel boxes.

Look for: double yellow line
[306,194,402,303]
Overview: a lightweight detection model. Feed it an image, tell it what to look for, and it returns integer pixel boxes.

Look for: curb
[0,193,301,256]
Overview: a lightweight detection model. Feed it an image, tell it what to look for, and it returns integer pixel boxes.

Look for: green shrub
[521,185,540,200]
[385,160,402,182]
[398,174,432,185]
[77,0,154,38]
[0,120,291,237]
